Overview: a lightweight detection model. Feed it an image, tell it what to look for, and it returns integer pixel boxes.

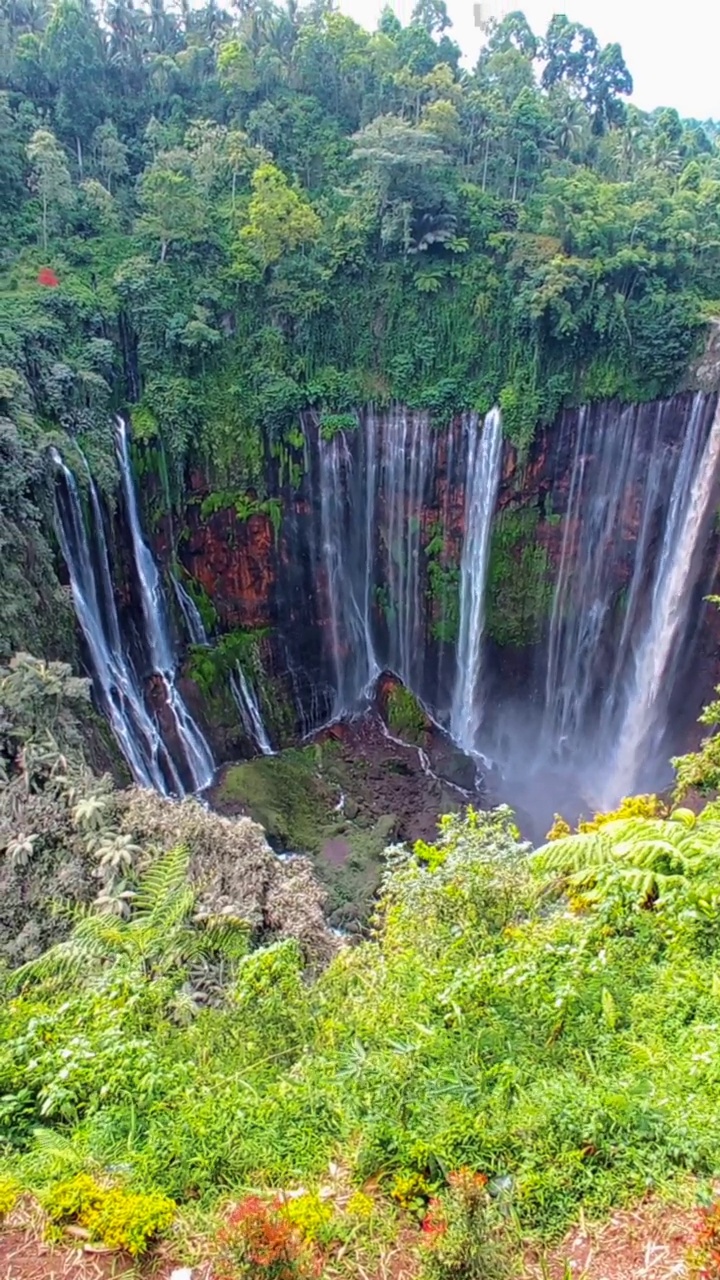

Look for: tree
[541,14,598,95]
[26,126,73,250]
[217,36,256,94]
[484,10,538,59]
[137,161,208,261]
[91,118,128,190]
[411,0,450,36]
[237,162,321,273]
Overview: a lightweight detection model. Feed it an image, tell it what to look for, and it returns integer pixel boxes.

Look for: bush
[420,1170,512,1280]
[42,1175,176,1256]
[0,1177,20,1218]
[214,1196,314,1279]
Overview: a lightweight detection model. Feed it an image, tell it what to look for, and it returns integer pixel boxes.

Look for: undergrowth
[2,799,720,1272]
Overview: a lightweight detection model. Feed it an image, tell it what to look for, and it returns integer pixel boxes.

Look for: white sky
[338,0,720,120]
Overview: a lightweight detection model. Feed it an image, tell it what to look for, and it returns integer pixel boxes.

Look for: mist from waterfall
[496,390,720,827]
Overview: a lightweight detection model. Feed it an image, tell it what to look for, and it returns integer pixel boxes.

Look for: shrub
[688,1200,720,1279]
[386,685,427,744]
[42,1175,176,1256]
[420,1170,512,1280]
[0,1177,20,1218]
[214,1196,314,1279]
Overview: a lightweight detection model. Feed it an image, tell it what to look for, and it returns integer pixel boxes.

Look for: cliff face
[151,393,720,786]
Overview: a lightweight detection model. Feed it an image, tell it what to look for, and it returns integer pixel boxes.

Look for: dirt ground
[0,1201,699,1280]
[525,1202,696,1280]
[0,1231,211,1280]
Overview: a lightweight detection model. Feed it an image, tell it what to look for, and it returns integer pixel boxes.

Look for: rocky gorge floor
[210,675,482,931]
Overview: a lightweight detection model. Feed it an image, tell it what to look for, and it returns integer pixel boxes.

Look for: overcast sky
[338,0,720,121]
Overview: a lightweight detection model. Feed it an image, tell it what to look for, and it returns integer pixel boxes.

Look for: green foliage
[420,1170,511,1280]
[4,801,720,1248]
[486,508,553,646]
[43,1174,176,1255]
[425,521,460,644]
[386,684,427,744]
[534,806,720,915]
[319,412,358,441]
[199,490,283,541]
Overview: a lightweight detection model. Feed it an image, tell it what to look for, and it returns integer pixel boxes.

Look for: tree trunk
[76,136,83,179]
[512,144,521,202]
[481,134,490,192]
[42,192,47,254]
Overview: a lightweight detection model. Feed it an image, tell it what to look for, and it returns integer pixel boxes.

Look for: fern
[534,810,720,908]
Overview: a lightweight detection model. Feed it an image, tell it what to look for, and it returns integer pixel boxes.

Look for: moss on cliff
[486,507,555,647]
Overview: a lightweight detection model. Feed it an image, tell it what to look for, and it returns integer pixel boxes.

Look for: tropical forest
[3,0,720,1274]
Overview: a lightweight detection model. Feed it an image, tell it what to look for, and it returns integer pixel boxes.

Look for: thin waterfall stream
[449,407,503,754]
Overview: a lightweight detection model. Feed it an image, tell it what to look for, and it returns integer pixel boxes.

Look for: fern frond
[533,832,613,873]
[133,844,191,917]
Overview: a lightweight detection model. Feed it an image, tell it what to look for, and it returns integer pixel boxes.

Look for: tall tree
[26,125,73,249]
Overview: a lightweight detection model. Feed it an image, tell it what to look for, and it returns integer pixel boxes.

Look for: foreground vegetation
[4,657,720,1274]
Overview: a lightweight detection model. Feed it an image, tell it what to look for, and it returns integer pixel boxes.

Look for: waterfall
[449,408,503,753]
[318,424,379,713]
[114,418,215,793]
[313,407,441,715]
[230,665,274,756]
[52,452,184,793]
[173,556,275,758]
[541,401,669,749]
[379,407,435,691]
[604,396,720,801]
[173,577,208,647]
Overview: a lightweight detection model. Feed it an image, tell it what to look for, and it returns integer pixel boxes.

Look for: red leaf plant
[37,267,60,287]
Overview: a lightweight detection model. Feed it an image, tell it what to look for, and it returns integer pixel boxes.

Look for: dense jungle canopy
[2,0,720,486]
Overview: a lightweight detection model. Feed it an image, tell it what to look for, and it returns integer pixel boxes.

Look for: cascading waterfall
[541,401,670,748]
[449,408,503,753]
[523,391,720,818]
[230,665,274,756]
[311,406,444,715]
[173,578,208,647]
[115,418,215,793]
[318,424,379,713]
[604,396,720,801]
[52,452,184,793]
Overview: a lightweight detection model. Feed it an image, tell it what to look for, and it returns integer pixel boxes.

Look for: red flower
[421,1199,447,1239]
[37,267,60,287]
